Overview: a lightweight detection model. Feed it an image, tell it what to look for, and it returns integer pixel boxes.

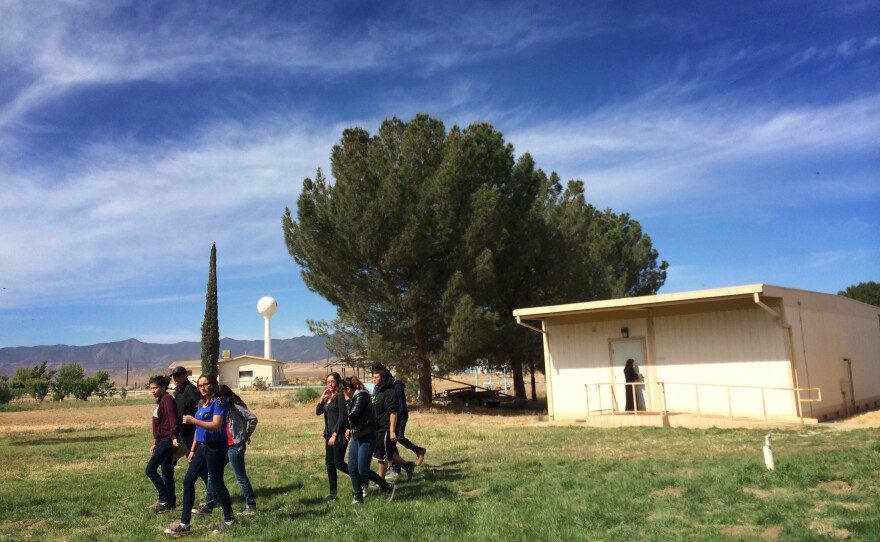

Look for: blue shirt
[194,398,228,444]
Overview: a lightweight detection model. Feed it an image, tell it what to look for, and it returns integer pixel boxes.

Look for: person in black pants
[371,366,414,481]
[624,359,642,412]
[170,367,212,515]
[145,375,179,513]
[164,374,235,535]
[371,364,427,478]
[316,372,349,500]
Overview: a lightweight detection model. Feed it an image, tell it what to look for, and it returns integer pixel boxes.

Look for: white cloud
[505,92,880,213]
[808,248,875,269]
[0,110,338,309]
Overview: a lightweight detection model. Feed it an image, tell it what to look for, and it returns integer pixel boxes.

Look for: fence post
[727,386,733,420]
[761,388,768,425]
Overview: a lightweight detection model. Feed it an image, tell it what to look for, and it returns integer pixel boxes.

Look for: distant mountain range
[0,336,330,383]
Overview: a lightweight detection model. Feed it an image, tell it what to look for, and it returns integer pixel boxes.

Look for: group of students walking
[317,363,427,504]
[146,367,258,535]
[146,362,425,535]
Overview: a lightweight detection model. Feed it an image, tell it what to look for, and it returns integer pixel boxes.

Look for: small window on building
[239,370,253,378]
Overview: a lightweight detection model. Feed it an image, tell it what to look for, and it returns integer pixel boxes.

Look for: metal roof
[512,284,776,320]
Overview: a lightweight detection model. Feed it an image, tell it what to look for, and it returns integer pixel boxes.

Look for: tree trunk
[415,325,433,407]
[529,359,537,401]
[511,359,526,399]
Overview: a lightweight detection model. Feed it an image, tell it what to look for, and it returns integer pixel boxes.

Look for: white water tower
[257,296,278,359]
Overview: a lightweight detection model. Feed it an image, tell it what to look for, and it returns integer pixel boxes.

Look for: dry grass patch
[459,488,486,497]
[651,486,685,498]
[742,487,789,499]
[0,520,48,530]
[815,480,853,495]
[809,517,852,539]
[760,526,782,540]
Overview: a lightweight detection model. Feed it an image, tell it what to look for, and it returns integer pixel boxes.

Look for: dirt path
[2,399,876,435]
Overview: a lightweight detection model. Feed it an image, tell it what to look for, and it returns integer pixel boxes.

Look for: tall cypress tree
[201,243,220,378]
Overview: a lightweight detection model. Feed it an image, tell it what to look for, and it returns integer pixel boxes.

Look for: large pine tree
[285,114,667,404]
[201,243,220,377]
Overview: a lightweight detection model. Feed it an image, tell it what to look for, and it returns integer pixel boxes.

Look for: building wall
[651,308,794,417]
[546,317,647,419]
[219,358,283,388]
[781,289,880,420]
[545,307,796,420]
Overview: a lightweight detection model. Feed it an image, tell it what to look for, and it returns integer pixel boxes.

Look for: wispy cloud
[808,248,875,269]
[506,91,880,213]
[788,36,880,68]
[0,110,339,309]
[0,0,598,129]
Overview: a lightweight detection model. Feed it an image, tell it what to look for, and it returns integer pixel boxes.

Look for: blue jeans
[145,437,176,506]
[348,432,388,500]
[181,442,233,524]
[205,443,257,509]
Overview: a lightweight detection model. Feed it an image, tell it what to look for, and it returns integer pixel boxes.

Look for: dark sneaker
[164,523,191,535]
[151,502,169,513]
[192,505,213,515]
[404,461,415,481]
[384,482,396,502]
[416,448,426,466]
[361,483,368,499]
[351,498,363,505]
[323,493,337,501]
[238,506,256,516]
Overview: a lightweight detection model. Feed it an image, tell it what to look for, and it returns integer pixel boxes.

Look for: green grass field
[0,401,878,541]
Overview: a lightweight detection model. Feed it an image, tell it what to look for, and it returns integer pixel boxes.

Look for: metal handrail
[585,380,822,425]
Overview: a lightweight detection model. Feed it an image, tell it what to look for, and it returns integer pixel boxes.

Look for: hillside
[0,336,329,384]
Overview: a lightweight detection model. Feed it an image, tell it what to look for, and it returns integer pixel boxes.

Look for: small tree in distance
[201,243,220,378]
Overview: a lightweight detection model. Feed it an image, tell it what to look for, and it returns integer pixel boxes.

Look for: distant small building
[168,350,288,389]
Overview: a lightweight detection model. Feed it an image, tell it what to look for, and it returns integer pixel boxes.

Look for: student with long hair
[164,374,235,535]
[316,372,349,500]
[203,385,258,515]
[342,375,395,504]
[146,375,179,513]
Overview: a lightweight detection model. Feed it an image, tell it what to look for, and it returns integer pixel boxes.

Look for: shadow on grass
[255,482,304,500]
[13,432,136,446]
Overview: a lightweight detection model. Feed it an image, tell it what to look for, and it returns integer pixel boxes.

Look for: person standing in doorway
[624,359,642,412]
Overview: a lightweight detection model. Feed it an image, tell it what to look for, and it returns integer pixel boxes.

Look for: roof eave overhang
[513,284,769,320]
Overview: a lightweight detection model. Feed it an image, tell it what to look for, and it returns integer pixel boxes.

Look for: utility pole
[126,360,129,388]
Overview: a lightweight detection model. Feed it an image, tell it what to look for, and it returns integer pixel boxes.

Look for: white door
[610,339,647,411]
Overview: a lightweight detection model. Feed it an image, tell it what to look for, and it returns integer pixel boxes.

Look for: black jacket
[173,379,201,440]
[373,380,398,433]
[345,389,376,440]
[316,392,349,440]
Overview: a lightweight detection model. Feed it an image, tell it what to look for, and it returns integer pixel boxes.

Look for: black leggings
[324,435,349,494]
[181,442,233,523]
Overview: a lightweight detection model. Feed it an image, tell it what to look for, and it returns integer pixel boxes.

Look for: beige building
[168,350,288,389]
[513,284,880,426]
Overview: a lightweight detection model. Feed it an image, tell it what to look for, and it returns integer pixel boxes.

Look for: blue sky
[1,1,878,348]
